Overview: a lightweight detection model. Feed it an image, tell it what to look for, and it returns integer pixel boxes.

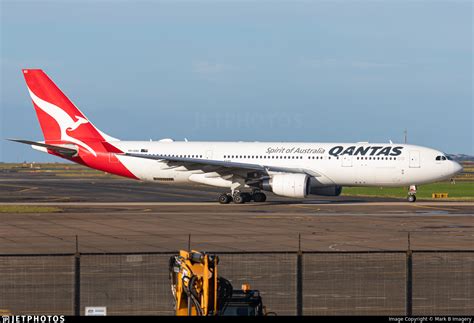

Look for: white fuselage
[20,69,464,201]
[112,141,461,189]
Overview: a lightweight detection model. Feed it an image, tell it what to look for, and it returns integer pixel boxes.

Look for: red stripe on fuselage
[50,148,138,180]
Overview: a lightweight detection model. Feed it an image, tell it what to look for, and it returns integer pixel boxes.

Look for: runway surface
[1,171,473,254]
[1,170,473,316]
[0,171,395,203]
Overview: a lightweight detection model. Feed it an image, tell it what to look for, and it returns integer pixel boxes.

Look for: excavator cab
[169,250,266,316]
[220,289,264,316]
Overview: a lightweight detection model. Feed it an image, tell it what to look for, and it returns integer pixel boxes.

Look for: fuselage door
[341,155,353,167]
[409,150,420,168]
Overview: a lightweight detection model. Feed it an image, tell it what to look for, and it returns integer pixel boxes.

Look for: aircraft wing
[8,139,78,157]
[124,153,321,177]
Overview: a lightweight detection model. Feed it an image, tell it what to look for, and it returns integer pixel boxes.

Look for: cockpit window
[436,155,448,161]
[436,156,441,161]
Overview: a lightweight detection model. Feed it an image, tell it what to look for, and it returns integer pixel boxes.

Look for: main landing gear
[407,185,417,203]
[218,191,267,204]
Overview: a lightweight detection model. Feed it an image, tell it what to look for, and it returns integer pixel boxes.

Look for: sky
[0,0,472,162]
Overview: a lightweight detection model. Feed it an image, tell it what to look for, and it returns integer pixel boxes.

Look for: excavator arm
[169,250,265,316]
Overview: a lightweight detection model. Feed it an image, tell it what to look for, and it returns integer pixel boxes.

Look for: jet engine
[260,174,310,198]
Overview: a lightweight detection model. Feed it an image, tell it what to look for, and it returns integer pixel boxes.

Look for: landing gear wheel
[233,194,245,204]
[241,192,252,203]
[407,185,417,203]
[252,192,267,202]
[218,193,232,204]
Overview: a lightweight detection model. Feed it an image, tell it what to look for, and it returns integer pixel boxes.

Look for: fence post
[406,233,413,316]
[296,234,303,316]
[74,235,81,316]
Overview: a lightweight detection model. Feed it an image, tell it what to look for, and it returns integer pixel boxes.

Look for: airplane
[9,69,463,204]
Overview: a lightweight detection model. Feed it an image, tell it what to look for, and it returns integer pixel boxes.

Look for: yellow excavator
[169,250,267,316]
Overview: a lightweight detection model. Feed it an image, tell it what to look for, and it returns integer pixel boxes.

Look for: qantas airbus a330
[10,69,463,203]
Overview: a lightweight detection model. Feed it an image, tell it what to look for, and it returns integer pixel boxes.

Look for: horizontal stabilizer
[8,139,78,157]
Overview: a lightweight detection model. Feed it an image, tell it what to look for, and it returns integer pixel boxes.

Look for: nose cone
[452,161,463,176]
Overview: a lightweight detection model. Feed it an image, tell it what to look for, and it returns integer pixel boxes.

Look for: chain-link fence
[302,252,407,315]
[412,251,474,315]
[0,250,473,315]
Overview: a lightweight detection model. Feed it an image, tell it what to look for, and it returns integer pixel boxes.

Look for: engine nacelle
[309,185,342,196]
[261,174,310,198]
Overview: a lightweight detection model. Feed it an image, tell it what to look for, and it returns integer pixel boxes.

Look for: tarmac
[1,171,473,254]
[1,171,473,316]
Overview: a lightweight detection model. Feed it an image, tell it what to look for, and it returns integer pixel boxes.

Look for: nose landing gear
[407,185,417,202]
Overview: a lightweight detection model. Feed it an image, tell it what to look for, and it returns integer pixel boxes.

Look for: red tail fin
[22,69,118,156]
[21,69,137,179]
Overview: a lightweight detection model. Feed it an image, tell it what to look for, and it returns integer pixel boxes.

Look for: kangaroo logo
[68,116,88,132]
[28,88,98,156]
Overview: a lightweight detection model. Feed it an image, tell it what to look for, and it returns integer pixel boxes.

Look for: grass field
[0,206,62,213]
[0,162,114,178]
[342,181,474,200]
